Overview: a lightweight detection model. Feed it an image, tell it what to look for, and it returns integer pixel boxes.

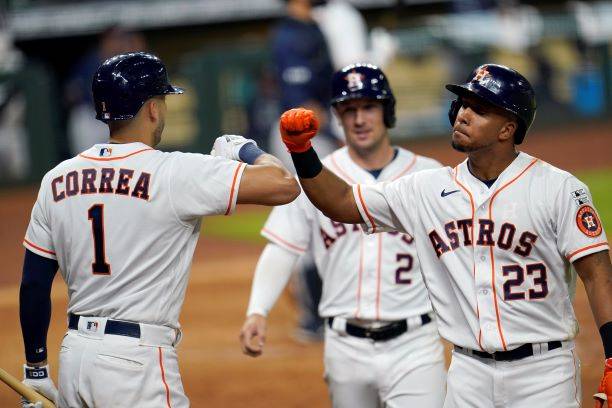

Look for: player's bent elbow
[271,176,301,205]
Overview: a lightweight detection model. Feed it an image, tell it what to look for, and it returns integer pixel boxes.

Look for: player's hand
[279,108,319,153]
[210,134,257,161]
[594,358,612,407]
[21,364,57,407]
[239,314,267,357]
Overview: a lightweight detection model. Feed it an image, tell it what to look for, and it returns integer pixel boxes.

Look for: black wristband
[290,147,323,179]
[600,321,612,359]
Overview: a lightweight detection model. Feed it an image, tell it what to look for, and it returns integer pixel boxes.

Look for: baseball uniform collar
[325,146,415,184]
[80,142,155,161]
[456,152,537,203]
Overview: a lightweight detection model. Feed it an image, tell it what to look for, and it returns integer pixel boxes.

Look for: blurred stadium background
[0,0,610,406]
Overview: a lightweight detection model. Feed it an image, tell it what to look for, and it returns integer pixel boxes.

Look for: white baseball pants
[444,344,581,408]
[324,318,446,408]
[56,316,188,408]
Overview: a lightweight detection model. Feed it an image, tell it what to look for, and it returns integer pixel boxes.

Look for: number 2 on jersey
[396,253,413,284]
[88,204,111,275]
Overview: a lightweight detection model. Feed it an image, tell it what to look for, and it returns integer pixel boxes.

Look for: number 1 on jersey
[88,204,111,275]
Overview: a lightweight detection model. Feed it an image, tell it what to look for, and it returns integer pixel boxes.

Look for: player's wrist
[291,147,322,179]
[238,143,265,165]
[283,139,313,154]
[25,360,48,368]
[246,309,268,318]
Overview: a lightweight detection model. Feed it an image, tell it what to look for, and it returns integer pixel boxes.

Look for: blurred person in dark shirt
[267,0,337,343]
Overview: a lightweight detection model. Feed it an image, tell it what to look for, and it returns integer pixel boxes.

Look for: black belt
[328,313,431,342]
[454,341,562,362]
[68,314,141,339]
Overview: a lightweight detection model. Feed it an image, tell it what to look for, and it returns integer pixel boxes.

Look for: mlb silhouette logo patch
[576,205,602,237]
[570,188,590,206]
[87,321,99,332]
[100,147,113,157]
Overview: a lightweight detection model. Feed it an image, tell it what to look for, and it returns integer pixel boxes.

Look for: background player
[240,63,446,407]
[277,64,612,407]
[268,0,337,340]
[19,52,299,407]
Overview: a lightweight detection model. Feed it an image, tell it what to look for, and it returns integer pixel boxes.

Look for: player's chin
[451,131,473,152]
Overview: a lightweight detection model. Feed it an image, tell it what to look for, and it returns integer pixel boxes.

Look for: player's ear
[498,120,517,143]
[145,98,160,123]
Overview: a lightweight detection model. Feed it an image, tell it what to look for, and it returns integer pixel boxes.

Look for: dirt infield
[0,122,610,407]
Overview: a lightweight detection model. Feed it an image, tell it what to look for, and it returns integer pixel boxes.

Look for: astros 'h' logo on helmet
[345,71,365,92]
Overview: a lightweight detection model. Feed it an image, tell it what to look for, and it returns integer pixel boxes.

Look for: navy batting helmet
[331,63,396,128]
[446,64,536,144]
[92,52,184,123]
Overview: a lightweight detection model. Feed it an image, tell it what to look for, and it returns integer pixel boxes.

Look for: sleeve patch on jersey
[570,188,590,206]
[576,205,602,237]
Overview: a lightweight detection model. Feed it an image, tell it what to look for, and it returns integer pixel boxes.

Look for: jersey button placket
[474,200,496,350]
[361,234,378,317]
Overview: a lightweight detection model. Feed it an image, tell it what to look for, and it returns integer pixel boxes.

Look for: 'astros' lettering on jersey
[24,142,246,328]
[262,147,441,321]
[353,152,608,352]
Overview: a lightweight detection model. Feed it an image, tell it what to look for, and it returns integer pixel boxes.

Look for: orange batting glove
[279,108,319,153]
[595,358,612,408]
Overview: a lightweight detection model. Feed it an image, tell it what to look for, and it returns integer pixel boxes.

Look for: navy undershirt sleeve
[19,249,58,363]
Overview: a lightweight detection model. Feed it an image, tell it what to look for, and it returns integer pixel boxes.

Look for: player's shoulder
[395,147,444,171]
[393,165,452,190]
[167,151,229,165]
[527,153,579,186]
[40,155,82,182]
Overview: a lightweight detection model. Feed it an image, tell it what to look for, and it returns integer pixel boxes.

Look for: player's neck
[109,129,153,147]
[287,2,313,22]
[467,146,519,181]
[348,143,395,171]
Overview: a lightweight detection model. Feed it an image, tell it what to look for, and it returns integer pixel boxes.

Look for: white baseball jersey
[262,146,442,320]
[353,152,609,352]
[24,142,246,329]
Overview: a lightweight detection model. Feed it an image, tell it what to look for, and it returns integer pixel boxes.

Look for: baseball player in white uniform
[18,52,300,407]
[277,63,612,407]
[240,64,446,407]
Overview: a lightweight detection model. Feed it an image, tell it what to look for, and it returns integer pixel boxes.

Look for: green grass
[577,168,612,229]
[201,209,270,243]
[201,168,612,242]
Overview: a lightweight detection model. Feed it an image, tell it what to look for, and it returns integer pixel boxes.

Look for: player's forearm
[298,165,363,224]
[254,152,296,182]
[238,156,301,205]
[576,251,612,327]
[19,250,57,364]
[246,243,299,317]
[575,251,612,358]
[583,273,612,329]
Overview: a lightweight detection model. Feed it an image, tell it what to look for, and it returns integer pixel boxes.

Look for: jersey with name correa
[24,142,246,329]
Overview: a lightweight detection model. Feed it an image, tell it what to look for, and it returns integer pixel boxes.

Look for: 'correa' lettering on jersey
[51,168,151,202]
[428,218,538,258]
[320,220,413,250]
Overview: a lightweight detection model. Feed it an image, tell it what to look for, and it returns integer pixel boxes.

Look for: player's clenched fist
[239,314,267,357]
[280,108,319,153]
[595,358,612,408]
